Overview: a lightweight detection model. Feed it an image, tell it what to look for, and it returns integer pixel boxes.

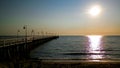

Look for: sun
[89,5,101,16]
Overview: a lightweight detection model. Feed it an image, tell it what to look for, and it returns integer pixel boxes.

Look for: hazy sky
[0,0,120,35]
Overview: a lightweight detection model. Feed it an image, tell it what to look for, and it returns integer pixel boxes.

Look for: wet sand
[0,59,120,68]
[40,59,120,68]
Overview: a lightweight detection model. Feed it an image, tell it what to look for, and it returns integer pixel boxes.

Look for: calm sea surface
[30,36,120,60]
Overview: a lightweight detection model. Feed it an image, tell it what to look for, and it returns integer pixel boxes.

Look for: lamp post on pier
[23,25,27,49]
[17,30,20,43]
[31,29,34,41]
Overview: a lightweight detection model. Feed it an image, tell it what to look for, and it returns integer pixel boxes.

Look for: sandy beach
[0,59,120,68]
[39,59,120,68]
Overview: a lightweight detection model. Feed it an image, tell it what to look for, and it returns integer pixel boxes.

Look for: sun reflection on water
[87,35,104,61]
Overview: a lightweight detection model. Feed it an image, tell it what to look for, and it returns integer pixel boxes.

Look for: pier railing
[0,36,54,47]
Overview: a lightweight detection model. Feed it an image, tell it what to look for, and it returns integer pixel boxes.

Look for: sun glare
[87,35,103,61]
[88,35,102,50]
[89,5,101,16]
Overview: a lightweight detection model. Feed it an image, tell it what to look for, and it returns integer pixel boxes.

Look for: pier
[0,36,59,61]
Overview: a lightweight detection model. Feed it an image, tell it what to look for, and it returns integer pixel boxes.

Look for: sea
[30,35,120,61]
[0,35,120,61]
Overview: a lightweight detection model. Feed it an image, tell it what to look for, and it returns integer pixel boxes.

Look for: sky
[0,0,120,35]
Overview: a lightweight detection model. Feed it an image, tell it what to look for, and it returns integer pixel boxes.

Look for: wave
[63,52,120,55]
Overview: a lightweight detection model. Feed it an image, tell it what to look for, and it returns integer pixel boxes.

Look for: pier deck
[0,36,59,60]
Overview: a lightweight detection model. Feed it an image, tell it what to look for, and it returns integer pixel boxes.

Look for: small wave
[63,52,120,55]
[95,50,120,51]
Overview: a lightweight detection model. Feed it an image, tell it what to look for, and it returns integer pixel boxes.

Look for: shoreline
[0,59,120,68]
[40,59,120,63]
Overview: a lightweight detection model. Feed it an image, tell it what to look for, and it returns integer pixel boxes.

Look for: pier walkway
[0,36,59,60]
[0,36,56,47]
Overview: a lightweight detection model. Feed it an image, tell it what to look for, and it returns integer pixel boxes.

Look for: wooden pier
[0,36,59,61]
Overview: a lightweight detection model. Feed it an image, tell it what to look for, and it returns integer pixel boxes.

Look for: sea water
[30,36,120,60]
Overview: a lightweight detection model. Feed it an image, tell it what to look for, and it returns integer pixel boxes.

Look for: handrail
[0,36,54,47]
